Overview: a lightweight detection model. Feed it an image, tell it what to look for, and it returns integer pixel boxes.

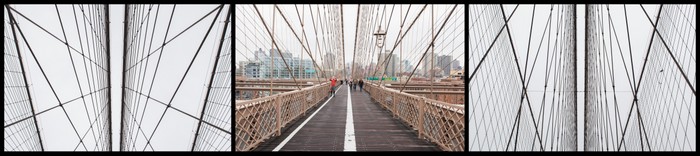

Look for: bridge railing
[235,83,315,100]
[370,81,465,104]
[400,90,465,104]
[235,82,331,151]
[364,82,465,151]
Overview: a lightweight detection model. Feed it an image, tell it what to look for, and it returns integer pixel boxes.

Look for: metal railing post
[303,90,308,116]
[392,90,397,118]
[275,95,281,136]
[418,97,425,138]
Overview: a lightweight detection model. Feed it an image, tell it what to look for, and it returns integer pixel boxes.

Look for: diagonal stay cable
[77,4,109,151]
[5,4,44,151]
[119,89,157,151]
[140,5,225,151]
[398,4,458,92]
[252,4,302,90]
[295,4,324,83]
[639,4,696,96]
[7,7,90,150]
[191,5,231,151]
[125,5,150,150]
[529,4,555,150]
[601,12,624,149]
[623,4,636,88]
[72,97,111,151]
[507,4,548,150]
[4,87,109,128]
[130,4,174,151]
[617,5,663,151]
[71,3,100,144]
[122,5,155,54]
[523,5,536,83]
[498,4,544,151]
[467,4,520,83]
[75,6,104,140]
[77,5,108,54]
[5,5,108,72]
[125,4,156,150]
[525,5,554,90]
[55,5,101,149]
[605,6,635,93]
[124,87,230,135]
[361,4,394,83]
[129,4,162,151]
[122,5,223,72]
[6,4,63,111]
[375,4,427,86]
[272,4,327,82]
[124,5,146,150]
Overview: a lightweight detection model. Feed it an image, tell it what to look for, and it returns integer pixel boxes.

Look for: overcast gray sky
[4,4,230,151]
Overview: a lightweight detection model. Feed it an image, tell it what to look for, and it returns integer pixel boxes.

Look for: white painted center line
[273,85,340,151]
[344,85,356,151]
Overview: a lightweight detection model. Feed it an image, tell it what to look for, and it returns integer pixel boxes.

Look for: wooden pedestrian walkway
[254,85,439,151]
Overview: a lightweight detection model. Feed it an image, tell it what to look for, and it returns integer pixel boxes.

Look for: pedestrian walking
[353,79,357,91]
[359,79,364,91]
[330,77,337,96]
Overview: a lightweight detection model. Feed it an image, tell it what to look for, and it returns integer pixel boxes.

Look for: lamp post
[373,25,386,80]
[374,26,386,48]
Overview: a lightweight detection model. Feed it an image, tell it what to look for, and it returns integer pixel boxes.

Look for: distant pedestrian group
[348,79,364,92]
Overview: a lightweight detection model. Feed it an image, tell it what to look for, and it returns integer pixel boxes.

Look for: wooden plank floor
[351,87,439,151]
[254,85,439,151]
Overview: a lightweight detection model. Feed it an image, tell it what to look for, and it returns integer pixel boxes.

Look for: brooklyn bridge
[235,4,465,151]
[469,4,696,151]
[4,4,231,151]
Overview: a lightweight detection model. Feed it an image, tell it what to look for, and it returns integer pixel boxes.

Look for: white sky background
[235,4,465,76]
[503,4,659,151]
[4,4,230,151]
[470,4,695,151]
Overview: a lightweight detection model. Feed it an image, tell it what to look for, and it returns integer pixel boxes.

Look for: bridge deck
[254,85,439,151]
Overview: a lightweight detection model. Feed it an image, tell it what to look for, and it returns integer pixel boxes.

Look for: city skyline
[235,4,465,81]
[236,47,463,79]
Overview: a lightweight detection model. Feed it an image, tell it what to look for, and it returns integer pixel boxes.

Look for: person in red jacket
[330,77,337,96]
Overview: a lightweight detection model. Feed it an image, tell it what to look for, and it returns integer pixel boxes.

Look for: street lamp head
[373,25,387,48]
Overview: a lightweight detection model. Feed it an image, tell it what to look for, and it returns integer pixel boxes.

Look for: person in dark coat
[353,79,357,91]
[359,79,364,91]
